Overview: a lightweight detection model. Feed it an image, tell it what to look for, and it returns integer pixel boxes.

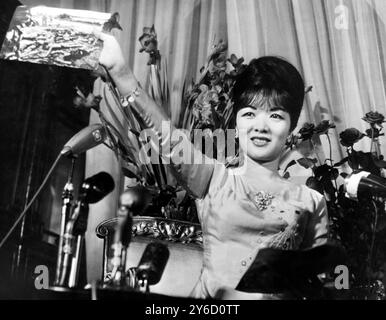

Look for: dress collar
[239,155,281,181]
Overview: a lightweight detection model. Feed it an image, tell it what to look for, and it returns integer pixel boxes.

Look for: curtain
[21,0,386,282]
[226,0,386,166]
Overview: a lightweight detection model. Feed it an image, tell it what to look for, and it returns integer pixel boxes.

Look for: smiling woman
[233,57,304,167]
[96,31,329,299]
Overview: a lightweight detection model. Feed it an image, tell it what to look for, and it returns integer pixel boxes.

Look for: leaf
[304,85,313,94]
[319,106,330,114]
[334,157,348,167]
[340,172,348,179]
[347,151,360,170]
[333,115,341,123]
[282,172,290,179]
[297,157,316,169]
[121,162,141,180]
[283,159,297,172]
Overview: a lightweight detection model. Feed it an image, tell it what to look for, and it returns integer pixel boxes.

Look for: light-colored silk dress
[163,131,329,299]
[126,83,329,298]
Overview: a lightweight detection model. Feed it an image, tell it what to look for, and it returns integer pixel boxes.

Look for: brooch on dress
[250,191,275,211]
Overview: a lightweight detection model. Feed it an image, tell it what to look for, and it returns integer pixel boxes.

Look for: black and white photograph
[0,5,111,69]
[0,0,386,310]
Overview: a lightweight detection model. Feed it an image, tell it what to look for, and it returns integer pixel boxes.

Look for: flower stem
[368,200,378,268]
[326,133,339,197]
[326,133,333,166]
[370,126,374,155]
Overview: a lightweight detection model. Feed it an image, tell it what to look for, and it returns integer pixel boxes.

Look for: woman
[95,31,329,299]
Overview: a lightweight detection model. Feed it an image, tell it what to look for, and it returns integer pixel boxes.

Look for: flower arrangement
[179,48,246,162]
[284,111,386,299]
[180,41,245,133]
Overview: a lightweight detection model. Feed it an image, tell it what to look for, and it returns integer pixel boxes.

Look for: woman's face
[236,105,291,163]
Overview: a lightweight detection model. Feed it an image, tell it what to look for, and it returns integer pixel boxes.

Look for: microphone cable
[0,152,63,250]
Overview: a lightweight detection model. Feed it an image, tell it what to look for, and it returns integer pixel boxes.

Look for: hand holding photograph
[0,5,118,70]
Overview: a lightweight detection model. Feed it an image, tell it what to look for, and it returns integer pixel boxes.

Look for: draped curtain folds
[22,0,386,282]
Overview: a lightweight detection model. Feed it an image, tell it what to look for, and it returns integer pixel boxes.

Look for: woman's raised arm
[95,31,216,199]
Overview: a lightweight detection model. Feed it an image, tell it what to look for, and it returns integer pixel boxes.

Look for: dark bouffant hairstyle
[232,56,305,132]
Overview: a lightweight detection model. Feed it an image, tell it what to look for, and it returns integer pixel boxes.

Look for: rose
[339,128,365,147]
[365,128,384,139]
[314,120,336,135]
[362,111,385,126]
[305,176,324,194]
[314,164,339,180]
[298,123,315,140]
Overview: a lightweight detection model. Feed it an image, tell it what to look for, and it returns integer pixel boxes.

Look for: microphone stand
[57,171,115,288]
[68,200,89,288]
[138,278,149,293]
[54,157,76,286]
[58,203,79,287]
[59,197,91,288]
[110,205,132,288]
[106,187,151,289]
[68,230,85,288]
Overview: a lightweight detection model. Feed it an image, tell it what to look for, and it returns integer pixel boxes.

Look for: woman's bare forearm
[109,66,171,135]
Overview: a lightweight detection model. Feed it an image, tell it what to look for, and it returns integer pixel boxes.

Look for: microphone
[344,171,386,200]
[109,186,151,287]
[119,186,152,215]
[71,172,115,235]
[117,186,152,247]
[59,172,115,287]
[61,124,107,156]
[136,242,170,291]
[77,171,116,205]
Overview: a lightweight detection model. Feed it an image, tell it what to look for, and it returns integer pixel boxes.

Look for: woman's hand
[93,30,130,79]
